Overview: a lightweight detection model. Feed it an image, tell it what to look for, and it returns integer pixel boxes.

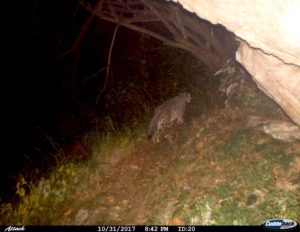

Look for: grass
[0,121,147,225]
[1,56,299,225]
[1,107,299,225]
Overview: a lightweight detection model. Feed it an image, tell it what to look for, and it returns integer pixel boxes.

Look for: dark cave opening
[2,0,238,204]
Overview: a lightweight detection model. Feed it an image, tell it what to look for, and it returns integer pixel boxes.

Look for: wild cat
[148,92,191,143]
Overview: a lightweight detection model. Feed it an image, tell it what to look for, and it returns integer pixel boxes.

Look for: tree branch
[96,24,120,104]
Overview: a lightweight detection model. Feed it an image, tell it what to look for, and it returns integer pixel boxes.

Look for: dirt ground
[56,107,300,225]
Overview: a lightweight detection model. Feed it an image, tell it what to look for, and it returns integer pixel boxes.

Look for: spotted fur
[148,92,191,143]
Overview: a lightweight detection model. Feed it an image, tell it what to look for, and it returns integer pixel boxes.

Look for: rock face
[236,41,300,126]
[172,0,300,126]
[262,120,300,142]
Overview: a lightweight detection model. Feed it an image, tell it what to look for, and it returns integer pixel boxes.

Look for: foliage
[2,26,299,225]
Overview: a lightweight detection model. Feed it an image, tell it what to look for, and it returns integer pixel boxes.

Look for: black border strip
[1,225,290,232]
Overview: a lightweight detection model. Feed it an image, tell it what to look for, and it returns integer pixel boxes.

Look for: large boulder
[173,0,300,126]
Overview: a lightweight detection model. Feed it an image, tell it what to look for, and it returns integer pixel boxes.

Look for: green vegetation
[1,102,299,225]
[1,33,299,225]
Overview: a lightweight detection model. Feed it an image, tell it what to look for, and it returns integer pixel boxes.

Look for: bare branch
[141,0,181,41]
[96,24,120,104]
[57,13,94,59]
[77,0,237,70]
